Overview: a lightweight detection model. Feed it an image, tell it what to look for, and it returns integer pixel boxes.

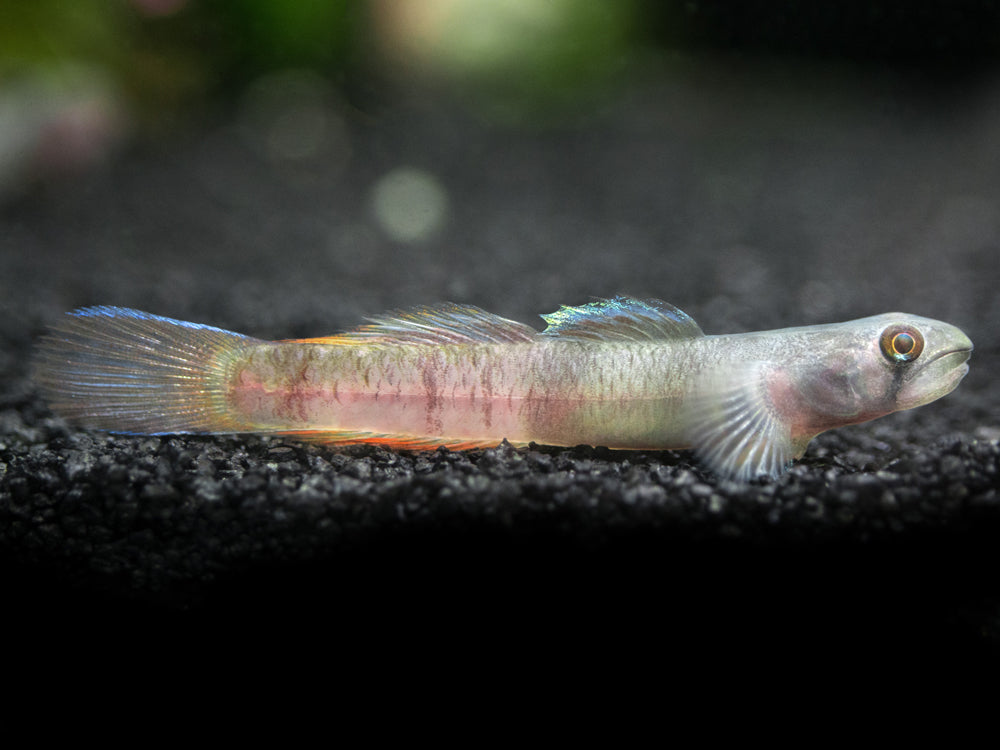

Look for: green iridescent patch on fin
[332,304,539,346]
[685,363,806,481]
[539,296,704,342]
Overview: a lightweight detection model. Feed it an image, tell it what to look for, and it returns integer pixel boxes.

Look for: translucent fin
[33,306,257,434]
[275,430,509,451]
[286,304,539,346]
[685,364,803,481]
[540,296,704,342]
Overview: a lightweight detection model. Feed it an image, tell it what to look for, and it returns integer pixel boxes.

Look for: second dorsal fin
[540,296,704,342]
[288,304,539,346]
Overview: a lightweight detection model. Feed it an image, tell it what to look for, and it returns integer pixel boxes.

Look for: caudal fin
[33,306,258,435]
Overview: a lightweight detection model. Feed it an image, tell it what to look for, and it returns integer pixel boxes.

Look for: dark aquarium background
[2,1,999,683]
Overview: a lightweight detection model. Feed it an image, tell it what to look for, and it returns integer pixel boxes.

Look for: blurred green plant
[0,1,123,71]
[0,1,361,130]
[369,0,639,122]
[0,0,643,132]
[217,0,358,72]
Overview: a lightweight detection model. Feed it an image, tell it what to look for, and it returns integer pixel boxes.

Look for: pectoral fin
[685,364,808,481]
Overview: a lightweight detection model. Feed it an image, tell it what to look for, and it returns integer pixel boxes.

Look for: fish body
[33,297,973,480]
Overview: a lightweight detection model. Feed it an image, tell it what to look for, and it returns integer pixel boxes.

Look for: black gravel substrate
[2,58,999,675]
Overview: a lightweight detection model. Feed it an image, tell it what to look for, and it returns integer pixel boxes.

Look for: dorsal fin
[288,304,539,346]
[539,296,704,342]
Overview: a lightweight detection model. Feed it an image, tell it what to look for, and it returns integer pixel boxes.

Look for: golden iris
[879,326,924,363]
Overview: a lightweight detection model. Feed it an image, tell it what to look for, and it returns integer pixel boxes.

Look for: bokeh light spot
[370,168,449,242]
[238,69,348,166]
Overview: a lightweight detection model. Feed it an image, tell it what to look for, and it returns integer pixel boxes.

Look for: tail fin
[33,306,259,435]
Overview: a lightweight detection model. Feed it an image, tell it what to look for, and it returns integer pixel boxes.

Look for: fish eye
[879,325,924,363]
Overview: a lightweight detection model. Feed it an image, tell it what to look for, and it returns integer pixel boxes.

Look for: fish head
[687,312,971,480]
[874,312,973,412]
[780,312,973,434]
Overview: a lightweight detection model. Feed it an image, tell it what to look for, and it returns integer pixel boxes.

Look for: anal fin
[274,429,507,451]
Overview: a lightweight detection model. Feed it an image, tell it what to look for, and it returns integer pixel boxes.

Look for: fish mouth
[897,346,972,409]
[927,347,972,376]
